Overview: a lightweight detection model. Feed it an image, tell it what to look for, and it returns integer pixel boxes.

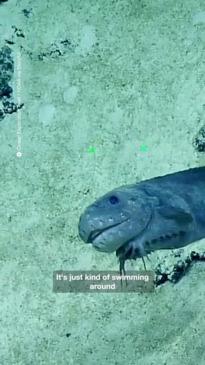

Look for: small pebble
[63,86,78,104]
[39,103,56,126]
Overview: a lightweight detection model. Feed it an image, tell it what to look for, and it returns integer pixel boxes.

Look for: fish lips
[87,218,132,253]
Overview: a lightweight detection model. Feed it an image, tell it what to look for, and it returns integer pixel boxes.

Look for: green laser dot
[88,146,96,153]
[140,144,148,152]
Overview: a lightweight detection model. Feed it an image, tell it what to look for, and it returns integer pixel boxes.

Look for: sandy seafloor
[1,0,205,364]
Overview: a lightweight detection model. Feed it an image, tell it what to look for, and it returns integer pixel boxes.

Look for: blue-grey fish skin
[78,167,205,260]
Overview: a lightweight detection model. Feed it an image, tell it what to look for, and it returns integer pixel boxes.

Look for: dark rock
[0,84,12,98]
[22,8,32,18]
[0,109,5,121]
[0,46,14,99]
[0,45,22,120]
[3,100,17,114]
[193,126,205,152]
[155,250,205,286]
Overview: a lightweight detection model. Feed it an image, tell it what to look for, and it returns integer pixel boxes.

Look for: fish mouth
[88,230,103,242]
[87,219,129,244]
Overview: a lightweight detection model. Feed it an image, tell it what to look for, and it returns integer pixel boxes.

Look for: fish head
[78,185,153,253]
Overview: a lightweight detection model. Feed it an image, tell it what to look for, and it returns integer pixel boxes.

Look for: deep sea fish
[78,167,205,274]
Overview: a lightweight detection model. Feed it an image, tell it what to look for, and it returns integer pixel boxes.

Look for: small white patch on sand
[39,103,56,126]
[63,86,78,104]
[193,12,205,25]
[76,25,97,55]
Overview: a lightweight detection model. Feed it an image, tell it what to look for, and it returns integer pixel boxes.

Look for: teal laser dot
[87,146,96,153]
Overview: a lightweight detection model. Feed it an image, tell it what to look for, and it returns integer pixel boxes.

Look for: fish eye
[109,195,119,204]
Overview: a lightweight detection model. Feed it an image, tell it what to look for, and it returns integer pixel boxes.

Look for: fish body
[78,167,205,266]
